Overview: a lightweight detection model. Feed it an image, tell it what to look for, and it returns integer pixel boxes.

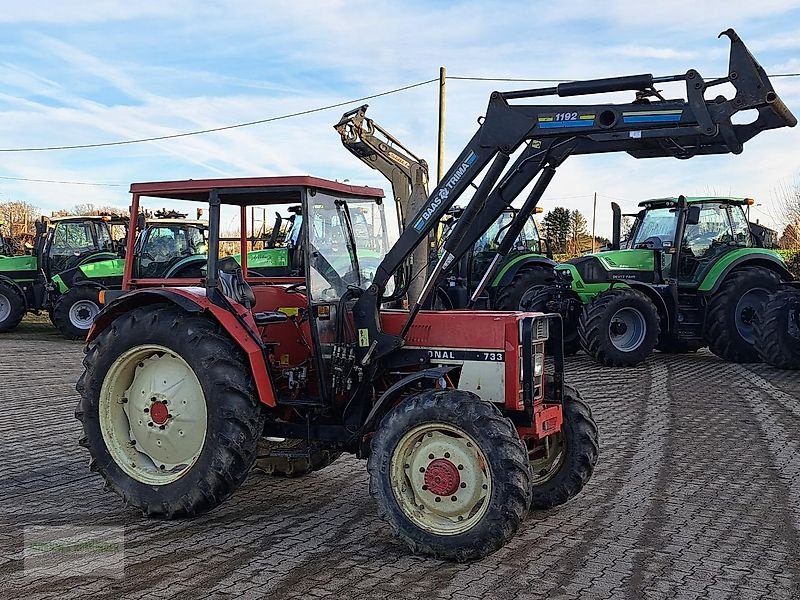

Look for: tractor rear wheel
[494,266,555,311]
[368,389,531,561]
[529,377,598,510]
[0,281,25,333]
[518,285,581,355]
[255,438,341,477]
[578,288,660,367]
[52,286,102,340]
[75,305,265,518]
[706,267,781,363]
[754,289,800,369]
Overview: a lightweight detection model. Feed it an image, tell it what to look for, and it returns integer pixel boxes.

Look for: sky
[0,0,799,238]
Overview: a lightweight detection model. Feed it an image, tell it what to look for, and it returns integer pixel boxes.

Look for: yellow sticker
[358,328,370,347]
[280,354,290,365]
[279,307,300,317]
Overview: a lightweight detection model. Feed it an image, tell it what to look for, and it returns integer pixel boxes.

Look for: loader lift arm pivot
[351,28,796,365]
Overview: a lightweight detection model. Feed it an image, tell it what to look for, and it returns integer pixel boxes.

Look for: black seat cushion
[253,312,289,326]
[217,268,256,308]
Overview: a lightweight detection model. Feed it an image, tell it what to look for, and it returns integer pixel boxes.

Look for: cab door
[677,203,737,285]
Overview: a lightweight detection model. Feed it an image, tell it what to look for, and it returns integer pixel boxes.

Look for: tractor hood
[581,249,655,271]
[0,254,37,274]
[555,250,656,288]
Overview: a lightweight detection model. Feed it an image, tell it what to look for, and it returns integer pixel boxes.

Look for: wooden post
[437,66,446,183]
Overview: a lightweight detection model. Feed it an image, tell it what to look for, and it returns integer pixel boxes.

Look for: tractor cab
[132,210,209,280]
[41,215,128,278]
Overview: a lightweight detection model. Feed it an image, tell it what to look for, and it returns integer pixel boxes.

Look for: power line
[0,175,122,187]
[2,71,798,155]
[0,78,438,153]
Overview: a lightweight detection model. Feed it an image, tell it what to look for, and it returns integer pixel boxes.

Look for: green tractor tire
[753,288,800,369]
[494,266,555,312]
[705,267,781,363]
[517,284,581,355]
[52,287,103,340]
[578,288,661,367]
[0,280,25,333]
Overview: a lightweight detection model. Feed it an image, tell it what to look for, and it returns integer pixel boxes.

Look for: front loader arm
[352,28,795,363]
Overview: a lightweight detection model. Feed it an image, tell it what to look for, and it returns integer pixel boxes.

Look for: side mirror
[136,214,146,231]
[686,206,701,226]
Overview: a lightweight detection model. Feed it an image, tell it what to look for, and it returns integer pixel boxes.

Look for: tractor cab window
[307,194,393,303]
[49,221,97,273]
[96,222,114,252]
[729,205,752,246]
[631,207,679,248]
[679,204,734,280]
[471,211,541,281]
[138,225,208,278]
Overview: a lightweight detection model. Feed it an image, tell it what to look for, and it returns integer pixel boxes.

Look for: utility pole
[592,192,597,253]
[437,66,446,183]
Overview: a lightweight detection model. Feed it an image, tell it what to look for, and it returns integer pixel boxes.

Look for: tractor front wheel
[52,286,102,340]
[528,378,598,510]
[706,267,781,363]
[753,289,800,369]
[578,288,660,367]
[494,266,555,311]
[75,305,265,518]
[518,285,581,355]
[368,389,531,561]
[0,281,25,333]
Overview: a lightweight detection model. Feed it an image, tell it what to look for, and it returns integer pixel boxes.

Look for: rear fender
[89,287,277,407]
[699,252,793,294]
[492,254,557,289]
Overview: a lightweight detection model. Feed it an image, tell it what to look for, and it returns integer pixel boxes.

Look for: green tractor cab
[0,214,128,336]
[541,196,792,366]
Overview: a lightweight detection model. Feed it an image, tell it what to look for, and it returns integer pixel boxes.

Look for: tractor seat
[253,311,289,326]
[217,267,256,309]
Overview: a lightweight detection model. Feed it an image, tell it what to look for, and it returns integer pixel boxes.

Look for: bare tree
[0,201,40,238]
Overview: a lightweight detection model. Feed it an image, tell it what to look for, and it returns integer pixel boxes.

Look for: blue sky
[0,0,799,236]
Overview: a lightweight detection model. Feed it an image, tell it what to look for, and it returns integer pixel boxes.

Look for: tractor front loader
[77,29,789,560]
[335,104,557,313]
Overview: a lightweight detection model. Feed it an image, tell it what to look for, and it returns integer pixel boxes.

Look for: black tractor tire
[254,438,341,477]
[0,281,25,333]
[517,284,581,356]
[494,266,556,311]
[753,289,800,369]
[578,288,661,367]
[75,304,265,518]
[705,267,782,363]
[368,389,531,561]
[52,286,102,340]
[529,377,599,510]
[656,335,705,354]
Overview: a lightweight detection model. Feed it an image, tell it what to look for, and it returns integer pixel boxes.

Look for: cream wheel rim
[390,423,491,536]
[99,344,208,485]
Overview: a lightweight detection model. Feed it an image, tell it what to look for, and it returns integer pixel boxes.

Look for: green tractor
[51,211,210,338]
[754,283,800,369]
[0,214,128,336]
[534,196,793,366]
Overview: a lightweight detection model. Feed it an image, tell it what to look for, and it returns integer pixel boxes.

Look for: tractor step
[675,293,706,339]
[276,397,326,408]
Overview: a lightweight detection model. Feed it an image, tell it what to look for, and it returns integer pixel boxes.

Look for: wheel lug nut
[422,485,428,491]
[444,452,450,458]
[460,482,467,488]
[159,425,165,430]
[428,453,434,460]
[451,496,457,501]
[147,422,153,427]
[434,497,441,503]
[419,467,425,473]
[143,408,149,413]
[457,464,463,470]
[482,484,488,490]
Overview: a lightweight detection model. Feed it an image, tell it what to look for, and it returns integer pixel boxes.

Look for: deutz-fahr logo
[414,151,478,231]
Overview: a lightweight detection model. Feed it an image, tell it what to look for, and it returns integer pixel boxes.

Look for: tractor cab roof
[638,196,753,208]
[129,176,384,206]
[49,214,128,223]
[147,218,208,227]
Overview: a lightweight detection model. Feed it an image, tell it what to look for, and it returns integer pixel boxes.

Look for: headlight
[534,352,544,377]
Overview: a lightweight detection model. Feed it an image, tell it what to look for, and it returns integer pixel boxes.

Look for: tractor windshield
[307,193,394,303]
[631,207,679,248]
[474,210,541,253]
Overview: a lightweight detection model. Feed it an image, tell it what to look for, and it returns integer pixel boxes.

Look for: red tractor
[77,29,791,559]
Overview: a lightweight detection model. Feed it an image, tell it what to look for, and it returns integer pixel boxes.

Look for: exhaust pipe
[611,202,621,250]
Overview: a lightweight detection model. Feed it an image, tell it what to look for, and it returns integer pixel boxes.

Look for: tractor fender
[360,366,460,444]
[492,254,557,289]
[610,280,671,331]
[699,253,794,295]
[0,274,28,309]
[88,287,277,407]
[164,255,206,278]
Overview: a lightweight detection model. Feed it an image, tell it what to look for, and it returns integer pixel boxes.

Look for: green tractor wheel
[0,280,25,333]
[578,288,661,367]
[53,287,103,340]
[753,289,800,369]
[705,267,781,363]
[518,285,581,355]
[494,266,555,312]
